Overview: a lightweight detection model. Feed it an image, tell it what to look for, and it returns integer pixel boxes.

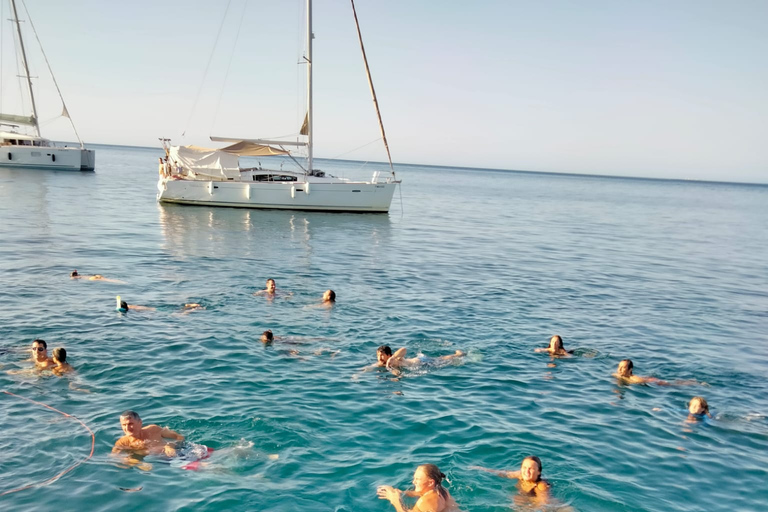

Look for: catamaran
[156,0,399,213]
[0,0,95,171]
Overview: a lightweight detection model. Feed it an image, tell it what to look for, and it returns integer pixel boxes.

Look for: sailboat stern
[80,149,95,170]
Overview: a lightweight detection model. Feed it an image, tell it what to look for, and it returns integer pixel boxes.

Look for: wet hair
[33,339,47,349]
[619,359,633,372]
[326,289,336,302]
[523,456,543,481]
[418,464,448,500]
[689,396,709,415]
[266,278,275,285]
[261,330,274,343]
[53,347,67,362]
[549,335,563,351]
[120,300,129,311]
[70,270,79,277]
[377,345,392,356]
[120,410,141,421]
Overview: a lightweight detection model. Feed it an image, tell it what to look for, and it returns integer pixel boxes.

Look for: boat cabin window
[252,174,298,182]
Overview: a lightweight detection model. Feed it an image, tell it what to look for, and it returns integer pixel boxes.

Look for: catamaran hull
[157,178,398,212]
[2,146,95,171]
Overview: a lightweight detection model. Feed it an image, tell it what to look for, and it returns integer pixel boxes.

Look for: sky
[0,0,766,183]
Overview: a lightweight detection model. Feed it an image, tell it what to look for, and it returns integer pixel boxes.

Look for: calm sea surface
[1,145,767,511]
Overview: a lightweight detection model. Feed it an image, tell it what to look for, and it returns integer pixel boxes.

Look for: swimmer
[30,339,54,369]
[51,347,73,375]
[70,270,124,284]
[112,410,184,471]
[471,456,551,505]
[613,359,670,385]
[377,463,460,512]
[254,278,292,298]
[376,345,466,370]
[687,396,712,420]
[534,335,573,356]
[116,297,156,312]
[261,330,339,358]
[180,303,206,315]
[305,289,336,309]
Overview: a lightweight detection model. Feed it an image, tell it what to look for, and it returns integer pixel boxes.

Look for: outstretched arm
[469,465,519,479]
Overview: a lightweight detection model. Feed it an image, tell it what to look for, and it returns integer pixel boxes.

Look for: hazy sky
[1,0,766,183]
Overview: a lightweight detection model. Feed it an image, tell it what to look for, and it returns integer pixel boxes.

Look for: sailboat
[0,0,94,171]
[156,0,399,213]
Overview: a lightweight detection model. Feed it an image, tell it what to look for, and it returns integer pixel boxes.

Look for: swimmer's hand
[164,445,178,457]
[377,486,402,504]
[137,462,152,471]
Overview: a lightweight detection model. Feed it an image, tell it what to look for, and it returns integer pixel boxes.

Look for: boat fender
[7,152,11,160]
[291,186,295,199]
[305,182,310,195]
[116,295,127,312]
[52,154,56,162]
[208,182,214,195]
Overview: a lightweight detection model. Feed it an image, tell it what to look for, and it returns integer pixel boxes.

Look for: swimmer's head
[265,279,276,293]
[617,359,634,377]
[261,330,274,344]
[377,345,392,364]
[549,335,564,351]
[415,464,447,498]
[120,300,128,311]
[521,456,543,482]
[70,270,79,277]
[323,289,336,303]
[120,410,142,436]
[32,339,47,359]
[688,396,709,416]
[52,347,67,363]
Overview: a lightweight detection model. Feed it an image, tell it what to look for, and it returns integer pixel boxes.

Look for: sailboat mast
[10,0,40,137]
[306,0,313,173]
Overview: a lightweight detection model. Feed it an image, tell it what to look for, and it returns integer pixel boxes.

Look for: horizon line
[79,141,768,188]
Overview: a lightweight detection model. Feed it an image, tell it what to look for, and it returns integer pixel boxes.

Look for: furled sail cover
[221,141,289,156]
[0,113,36,126]
[170,145,241,180]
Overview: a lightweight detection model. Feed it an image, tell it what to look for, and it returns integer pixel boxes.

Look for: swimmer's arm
[469,466,519,479]
[110,448,152,471]
[160,427,184,441]
[534,347,549,353]
[377,486,409,512]
[532,480,551,505]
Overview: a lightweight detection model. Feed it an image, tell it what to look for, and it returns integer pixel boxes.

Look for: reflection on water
[158,203,393,264]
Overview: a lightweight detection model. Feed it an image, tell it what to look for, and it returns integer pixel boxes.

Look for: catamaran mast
[306,0,313,173]
[10,0,40,137]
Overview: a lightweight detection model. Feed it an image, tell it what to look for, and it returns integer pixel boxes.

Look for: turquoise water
[1,146,767,511]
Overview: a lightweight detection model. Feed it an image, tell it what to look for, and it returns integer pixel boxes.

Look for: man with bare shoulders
[112,410,184,470]
[254,278,292,299]
[30,339,54,369]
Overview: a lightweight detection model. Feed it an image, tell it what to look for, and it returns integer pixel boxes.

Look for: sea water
[0,146,766,511]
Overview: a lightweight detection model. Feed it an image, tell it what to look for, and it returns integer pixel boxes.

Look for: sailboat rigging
[0,0,95,171]
[156,0,399,213]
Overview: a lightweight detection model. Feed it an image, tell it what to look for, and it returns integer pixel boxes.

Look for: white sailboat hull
[157,177,398,212]
[2,146,95,171]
